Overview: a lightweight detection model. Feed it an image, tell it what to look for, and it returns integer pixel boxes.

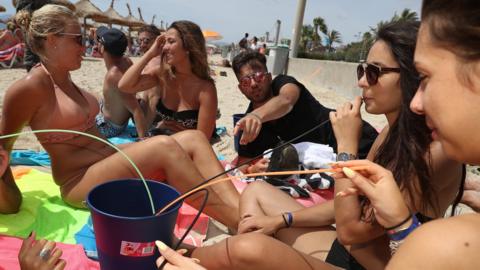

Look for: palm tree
[300,24,314,51]
[312,17,326,49]
[393,8,418,22]
[325,29,342,52]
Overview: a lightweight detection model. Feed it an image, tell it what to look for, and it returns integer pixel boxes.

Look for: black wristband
[384,213,412,231]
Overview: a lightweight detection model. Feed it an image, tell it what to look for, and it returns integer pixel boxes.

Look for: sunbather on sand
[0,4,239,229]
[119,20,218,140]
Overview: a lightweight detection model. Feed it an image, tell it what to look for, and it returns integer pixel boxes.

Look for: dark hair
[138,24,161,37]
[166,20,213,83]
[422,0,480,61]
[372,20,436,215]
[232,50,267,78]
[421,0,480,85]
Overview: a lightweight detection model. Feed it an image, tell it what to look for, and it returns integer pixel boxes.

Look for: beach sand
[0,55,387,160]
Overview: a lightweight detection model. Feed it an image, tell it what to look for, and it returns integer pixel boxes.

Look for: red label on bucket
[120,241,156,257]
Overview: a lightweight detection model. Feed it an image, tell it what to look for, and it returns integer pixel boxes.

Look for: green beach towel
[0,167,90,244]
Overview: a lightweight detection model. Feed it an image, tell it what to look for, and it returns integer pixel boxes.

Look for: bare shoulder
[4,69,49,105]
[198,79,217,101]
[387,214,480,270]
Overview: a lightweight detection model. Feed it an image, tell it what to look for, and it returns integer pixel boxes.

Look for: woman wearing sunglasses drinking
[119,20,218,141]
[328,19,464,269]
[0,4,240,229]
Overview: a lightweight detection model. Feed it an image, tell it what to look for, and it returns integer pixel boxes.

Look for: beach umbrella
[95,0,129,27]
[74,0,109,35]
[11,0,16,8]
[0,5,6,12]
[202,30,223,41]
[124,3,145,28]
[51,0,76,11]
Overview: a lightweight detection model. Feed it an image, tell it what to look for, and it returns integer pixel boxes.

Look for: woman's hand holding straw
[333,160,411,229]
[156,165,369,216]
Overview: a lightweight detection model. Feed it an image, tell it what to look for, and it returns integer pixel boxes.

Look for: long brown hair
[162,20,213,83]
[372,20,435,215]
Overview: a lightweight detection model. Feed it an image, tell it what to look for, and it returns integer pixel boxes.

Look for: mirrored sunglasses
[239,72,269,88]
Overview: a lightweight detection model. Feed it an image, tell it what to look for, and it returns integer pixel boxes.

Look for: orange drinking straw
[155,165,369,216]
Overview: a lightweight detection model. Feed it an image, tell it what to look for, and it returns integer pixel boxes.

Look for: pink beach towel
[0,235,100,270]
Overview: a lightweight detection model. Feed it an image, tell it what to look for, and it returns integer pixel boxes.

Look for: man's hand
[234,113,262,145]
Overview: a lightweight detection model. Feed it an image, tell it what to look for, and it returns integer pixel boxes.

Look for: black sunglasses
[357,62,401,85]
[58,33,83,46]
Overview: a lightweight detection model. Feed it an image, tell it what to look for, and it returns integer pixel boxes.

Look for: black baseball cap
[96,26,127,57]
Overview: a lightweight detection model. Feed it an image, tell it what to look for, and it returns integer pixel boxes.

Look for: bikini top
[33,64,100,144]
[154,100,199,129]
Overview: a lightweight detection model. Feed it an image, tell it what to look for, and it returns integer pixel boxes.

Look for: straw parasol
[137,7,145,23]
[0,5,6,12]
[124,3,145,28]
[202,30,223,41]
[51,0,76,11]
[96,0,128,27]
[74,0,109,33]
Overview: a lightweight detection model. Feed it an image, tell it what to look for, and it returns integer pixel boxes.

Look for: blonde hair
[15,4,76,59]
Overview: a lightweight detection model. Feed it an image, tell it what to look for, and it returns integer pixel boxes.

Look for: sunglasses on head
[58,32,83,46]
[239,71,269,88]
[357,62,401,85]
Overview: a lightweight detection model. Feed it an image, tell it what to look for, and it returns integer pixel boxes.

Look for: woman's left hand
[329,96,363,153]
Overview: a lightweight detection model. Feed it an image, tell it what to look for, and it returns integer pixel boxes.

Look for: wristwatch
[336,152,357,162]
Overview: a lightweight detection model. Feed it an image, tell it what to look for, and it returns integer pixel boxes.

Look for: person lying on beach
[119,20,218,141]
[230,19,463,270]
[230,51,378,174]
[94,26,148,138]
[0,4,239,229]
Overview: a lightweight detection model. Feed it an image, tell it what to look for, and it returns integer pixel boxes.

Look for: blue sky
[1,0,421,45]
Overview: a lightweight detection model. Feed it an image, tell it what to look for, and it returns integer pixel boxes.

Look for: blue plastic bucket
[86,179,182,270]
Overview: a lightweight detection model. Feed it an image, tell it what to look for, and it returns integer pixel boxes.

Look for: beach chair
[0,43,25,68]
